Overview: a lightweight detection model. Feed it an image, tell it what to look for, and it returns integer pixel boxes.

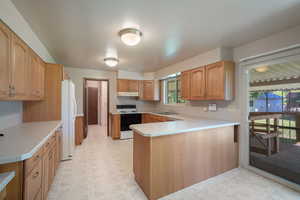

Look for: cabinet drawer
[24,146,44,175]
[24,159,42,200]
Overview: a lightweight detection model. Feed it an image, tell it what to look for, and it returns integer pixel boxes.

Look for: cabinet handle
[33,171,39,178]
[10,86,16,96]
[34,155,40,161]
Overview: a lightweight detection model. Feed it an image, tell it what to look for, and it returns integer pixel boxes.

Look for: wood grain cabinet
[205,61,234,100]
[109,113,120,140]
[24,159,42,200]
[0,20,45,101]
[181,61,234,101]
[10,34,28,99]
[75,116,84,145]
[180,71,191,100]
[190,67,206,100]
[22,131,62,200]
[0,21,11,99]
[139,80,160,101]
[117,79,139,93]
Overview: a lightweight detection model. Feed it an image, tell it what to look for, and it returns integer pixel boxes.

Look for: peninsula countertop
[130,113,239,137]
[0,121,62,165]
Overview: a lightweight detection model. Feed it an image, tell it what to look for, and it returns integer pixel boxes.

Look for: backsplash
[0,102,23,129]
[154,101,241,121]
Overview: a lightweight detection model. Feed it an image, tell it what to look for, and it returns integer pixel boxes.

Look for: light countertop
[0,172,15,192]
[130,113,239,137]
[0,121,62,165]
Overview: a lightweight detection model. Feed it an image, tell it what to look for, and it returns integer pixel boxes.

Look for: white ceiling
[250,61,300,83]
[11,0,300,72]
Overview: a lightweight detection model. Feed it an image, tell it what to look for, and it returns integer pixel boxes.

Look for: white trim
[240,44,300,63]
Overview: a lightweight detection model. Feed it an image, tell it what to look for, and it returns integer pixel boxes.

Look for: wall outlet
[208,104,217,112]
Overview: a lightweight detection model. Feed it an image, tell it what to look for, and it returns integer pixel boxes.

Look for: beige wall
[64,67,156,115]
[0,0,55,129]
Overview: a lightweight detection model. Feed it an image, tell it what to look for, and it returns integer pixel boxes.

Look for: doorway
[240,49,300,190]
[83,78,109,138]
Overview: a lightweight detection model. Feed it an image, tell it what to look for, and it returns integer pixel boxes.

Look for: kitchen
[1,0,300,200]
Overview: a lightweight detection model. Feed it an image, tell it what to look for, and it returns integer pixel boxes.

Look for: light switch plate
[208,104,217,112]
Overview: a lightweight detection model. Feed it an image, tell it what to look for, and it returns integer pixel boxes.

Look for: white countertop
[130,113,239,137]
[0,172,15,192]
[0,121,62,164]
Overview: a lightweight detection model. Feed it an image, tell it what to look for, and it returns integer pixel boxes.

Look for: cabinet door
[48,148,55,187]
[42,149,50,200]
[181,71,191,100]
[24,159,43,200]
[37,59,45,99]
[117,79,129,92]
[206,62,224,100]
[128,80,139,92]
[28,51,40,98]
[0,22,11,99]
[11,35,28,99]
[142,80,154,100]
[190,67,206,100]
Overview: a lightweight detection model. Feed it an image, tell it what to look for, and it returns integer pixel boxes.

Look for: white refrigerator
[61,80,77,160]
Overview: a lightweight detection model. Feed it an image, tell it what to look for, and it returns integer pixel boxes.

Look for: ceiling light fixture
[255,66,269,73]
[104,57,119,67]
[119,28,143,46]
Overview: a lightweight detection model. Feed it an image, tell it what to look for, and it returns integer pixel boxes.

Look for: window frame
[163,73,186,105]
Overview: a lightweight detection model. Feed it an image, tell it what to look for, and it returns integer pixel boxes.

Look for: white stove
[116,105,141,140]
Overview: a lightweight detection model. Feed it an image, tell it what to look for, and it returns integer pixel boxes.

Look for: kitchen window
[163,73,186,104]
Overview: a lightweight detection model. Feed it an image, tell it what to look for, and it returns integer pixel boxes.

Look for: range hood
[117,92,139,97]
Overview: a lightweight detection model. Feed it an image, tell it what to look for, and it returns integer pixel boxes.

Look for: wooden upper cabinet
[139,80,160,101]
[37,59,45,99]
[142,80,154,100]
[0,22,11,99]
[206,61,234,100]
[182,61,235,101]
[117,79,129,92]
[181,71,191,100]
[11,35,29,99]
[117,79,139,93]
[28,50,40,98]
[190,67,206,100]
[128,80,139,92]
[0,20,46,101]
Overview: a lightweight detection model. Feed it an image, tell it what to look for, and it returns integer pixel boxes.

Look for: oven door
[120,114,142,131]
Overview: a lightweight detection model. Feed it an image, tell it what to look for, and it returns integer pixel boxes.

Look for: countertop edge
[131,122,240,137]
[0,121,62,165]
[0,171,15,192]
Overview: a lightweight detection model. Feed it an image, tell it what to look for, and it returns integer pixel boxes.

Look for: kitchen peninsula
[130,116,239,200]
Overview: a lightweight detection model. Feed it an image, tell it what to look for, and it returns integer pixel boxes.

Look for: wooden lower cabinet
[75,116,84,145]
[109,113,120,139]
[0,189,6,200]
[142,114,175,123]
[0,162,23,200]
[133,126,238,200]
[0,131,62,200]
[24,159,42,200]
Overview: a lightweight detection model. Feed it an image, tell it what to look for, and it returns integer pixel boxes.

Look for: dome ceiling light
[104,57,119,67]
[119,28,143,46]
[255,66,269,73]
